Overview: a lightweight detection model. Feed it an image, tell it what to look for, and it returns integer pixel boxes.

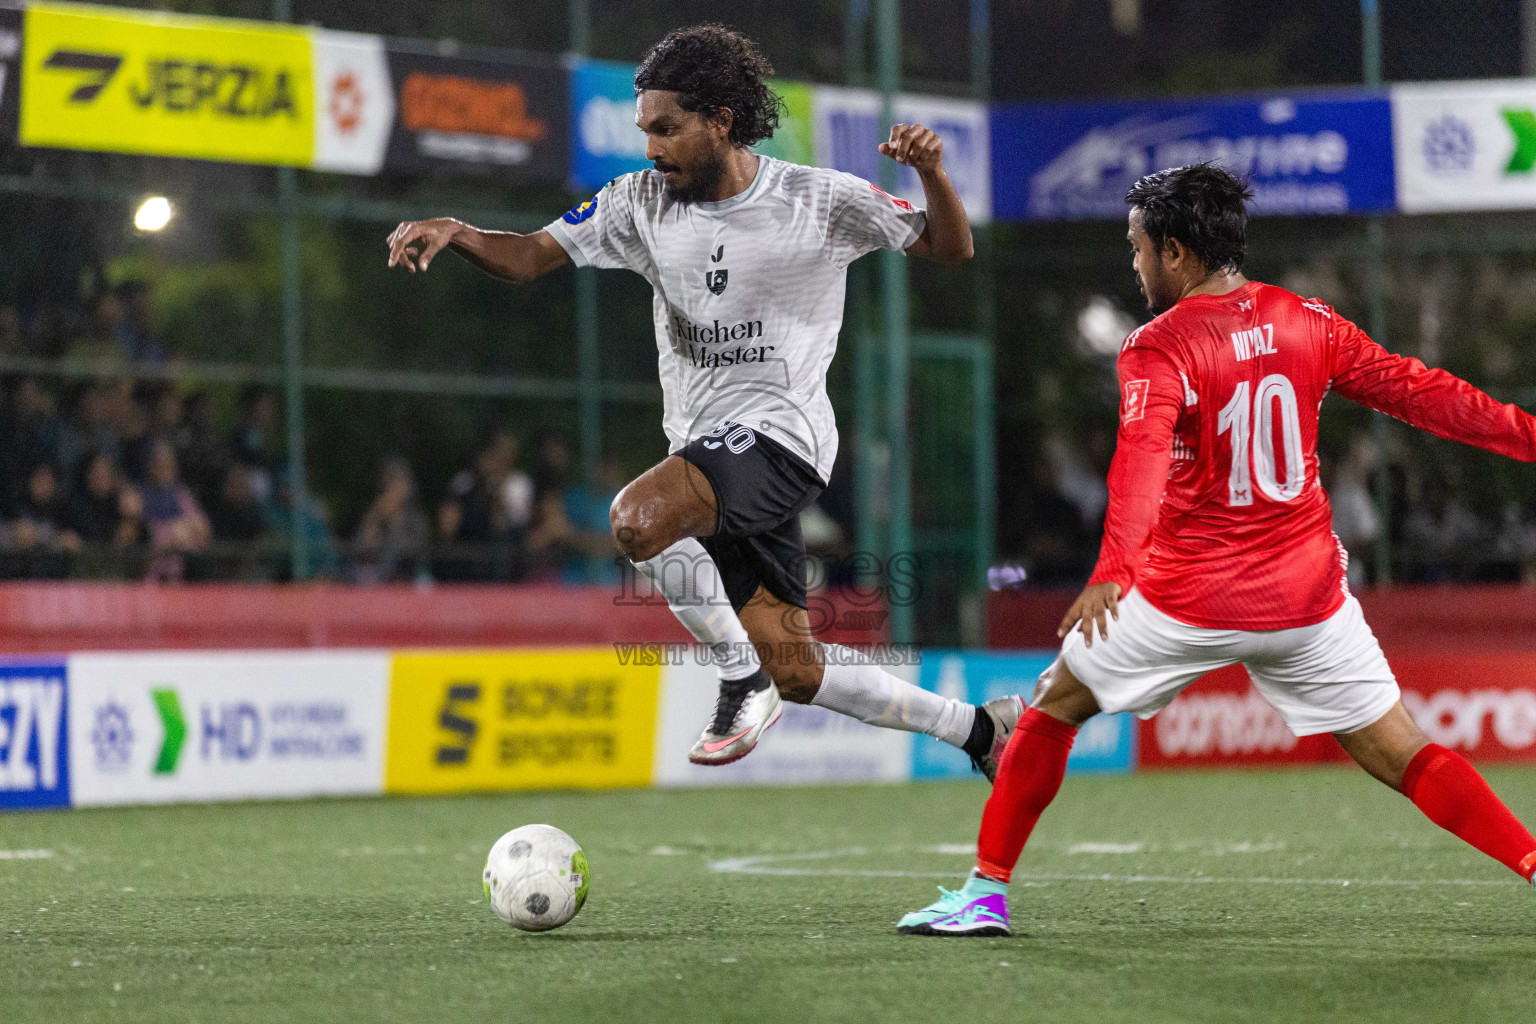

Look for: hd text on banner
[991,91,1395,222]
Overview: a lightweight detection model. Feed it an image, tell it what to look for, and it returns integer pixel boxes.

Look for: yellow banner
[20,2,313,166]
[385,649,660,795]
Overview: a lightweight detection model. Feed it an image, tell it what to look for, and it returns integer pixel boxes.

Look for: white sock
[631,538,761,682]
[811,643,975,748]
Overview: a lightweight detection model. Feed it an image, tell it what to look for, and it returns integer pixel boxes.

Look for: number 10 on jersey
[1216,374,1306,506]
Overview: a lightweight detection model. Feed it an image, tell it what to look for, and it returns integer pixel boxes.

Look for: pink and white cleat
[688,668,783,766]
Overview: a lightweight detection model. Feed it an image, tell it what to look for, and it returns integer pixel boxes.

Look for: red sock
[975,708,1077,882]
[1401,743,1536,881]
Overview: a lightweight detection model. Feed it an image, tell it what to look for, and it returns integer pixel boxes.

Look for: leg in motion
[611,455,766,685]
[1336,702,1536,882]
[897,661,1101,936]
[737,586,1022,778]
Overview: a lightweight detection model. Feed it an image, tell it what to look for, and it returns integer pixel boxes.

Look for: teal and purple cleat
[896,874,1010,936]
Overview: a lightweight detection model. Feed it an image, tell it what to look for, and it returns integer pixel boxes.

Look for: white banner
[68,652,389,806]
[311,30,394,175]
[1393,79,1536,213]
[652,661,911,787]
[813,86,991,225]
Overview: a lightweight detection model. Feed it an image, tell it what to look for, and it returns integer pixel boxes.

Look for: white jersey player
[387,25,1020,774]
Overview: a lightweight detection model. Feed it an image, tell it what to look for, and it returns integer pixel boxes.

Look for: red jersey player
[898,163,1536,937]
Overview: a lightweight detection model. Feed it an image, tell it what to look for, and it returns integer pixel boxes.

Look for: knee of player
[609,492,659,562]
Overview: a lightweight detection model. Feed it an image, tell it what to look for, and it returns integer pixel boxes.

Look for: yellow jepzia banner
[20,2,313,166]
[385,649,660,794]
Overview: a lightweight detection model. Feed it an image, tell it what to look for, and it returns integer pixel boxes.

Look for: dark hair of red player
[633,24,784,148]
[1124,163,1256,275]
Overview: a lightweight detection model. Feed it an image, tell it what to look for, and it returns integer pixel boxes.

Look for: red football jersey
[1088,280,1536,630]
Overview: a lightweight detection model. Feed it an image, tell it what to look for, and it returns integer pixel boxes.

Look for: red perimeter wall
[0,583,889,653]
[990,587,1536,766]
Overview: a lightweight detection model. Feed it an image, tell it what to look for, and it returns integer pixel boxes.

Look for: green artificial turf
[2,769,1533,1023]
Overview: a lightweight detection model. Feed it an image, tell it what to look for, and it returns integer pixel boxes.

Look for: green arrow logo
[151,688,185,775]
[1502,108,1536,173]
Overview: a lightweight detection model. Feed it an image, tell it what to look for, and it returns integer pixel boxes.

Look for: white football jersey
[544,155,926,483]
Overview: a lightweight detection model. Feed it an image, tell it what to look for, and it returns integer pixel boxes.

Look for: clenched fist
[878,123,945,176]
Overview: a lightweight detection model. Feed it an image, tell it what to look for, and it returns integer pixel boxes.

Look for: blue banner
[0,660,70,810]
[910,651,1134,779]
[992,91,1395,222]
[571,59,648,189]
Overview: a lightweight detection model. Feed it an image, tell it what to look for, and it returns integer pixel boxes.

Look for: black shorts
[676,422,825,612]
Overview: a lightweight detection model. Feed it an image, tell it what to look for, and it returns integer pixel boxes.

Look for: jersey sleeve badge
[1122,379,1150,423]
[562,197,598,225]
[868,182,913,211]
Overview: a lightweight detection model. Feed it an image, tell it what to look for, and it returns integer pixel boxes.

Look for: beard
[658,147,727,205]
[1139,274,1176,316]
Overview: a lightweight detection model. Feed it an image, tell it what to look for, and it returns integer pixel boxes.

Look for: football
[483,824,590,932]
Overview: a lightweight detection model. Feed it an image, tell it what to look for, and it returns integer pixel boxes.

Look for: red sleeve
[1087,343,1183,592]
[1330,315,1536,462]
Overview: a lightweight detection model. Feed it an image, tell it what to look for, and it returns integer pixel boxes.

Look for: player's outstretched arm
[386,219,570,283]
[1330,318,1536,461]
[879,124,973,264]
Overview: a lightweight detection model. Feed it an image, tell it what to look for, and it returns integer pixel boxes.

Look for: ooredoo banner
[383,44,567,181]
[385,649,659,794]
[67,651,390,806]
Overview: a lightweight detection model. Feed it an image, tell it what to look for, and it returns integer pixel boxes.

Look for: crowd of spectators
[0,369,626,585]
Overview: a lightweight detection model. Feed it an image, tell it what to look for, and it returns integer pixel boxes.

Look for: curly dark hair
[1125,163,1256,275]
[633,24,784,148]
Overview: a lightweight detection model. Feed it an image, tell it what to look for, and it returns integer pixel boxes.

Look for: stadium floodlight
[134,196,173,232]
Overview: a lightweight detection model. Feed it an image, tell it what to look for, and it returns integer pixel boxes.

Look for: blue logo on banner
[571,59,649,189]
[911,651,1134,779]
[0,661,70,810]
[991,91,1395,221]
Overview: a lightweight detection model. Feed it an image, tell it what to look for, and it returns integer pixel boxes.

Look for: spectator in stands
[1016,453,1094,586]
[1403,470,1487,583]
[176,391,232,509]
[114,281,167,363]
[545,454,628,585]
[265,469,341,581]
[231,386,280,503]
[210,463,271,581]
[140,438,212,582]
[10,463,83,579]
[487,427,535,532]
[352,455,430,584]
[3,378,66,510]
[1324,436,1380,587]
[67,453,146,548]
[436,437,524,582]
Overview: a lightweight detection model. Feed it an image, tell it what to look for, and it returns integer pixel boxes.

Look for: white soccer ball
[482,824,589,932]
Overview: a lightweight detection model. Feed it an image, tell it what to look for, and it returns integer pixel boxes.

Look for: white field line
[707,847,1518,887]
[0,849,54,860]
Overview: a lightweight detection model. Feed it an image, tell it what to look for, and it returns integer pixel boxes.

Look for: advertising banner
[0,660,69,811]
[310,29,393,175]
[652,659,912,786]
[755,78,815,167]
[383,44,567,181]
[571,58,645,189]
[815,86,992,223]
[67,652,389,806]
[991,91,1394,222]
[20,1,313,166]
[385,649,659,794]
[1392,80,1536,213]
[910,651,1134,779]
[0,5,20,150]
